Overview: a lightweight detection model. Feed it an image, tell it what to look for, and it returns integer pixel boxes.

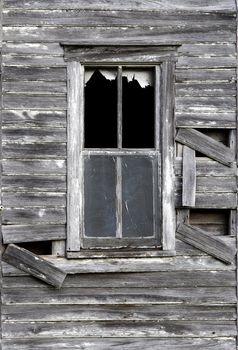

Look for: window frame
[63,44,178,257]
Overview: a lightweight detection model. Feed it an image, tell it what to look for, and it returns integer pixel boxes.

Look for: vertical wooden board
[67,61,83,251]
[161,61,176,251]
[182,145,196,207]
[2,244,66,288]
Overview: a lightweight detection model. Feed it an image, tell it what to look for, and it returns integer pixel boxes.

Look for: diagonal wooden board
[2,244,67,288]
[175,128,235,166]
[176,223,236,264]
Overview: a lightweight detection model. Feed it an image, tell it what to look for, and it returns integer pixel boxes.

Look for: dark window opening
[17,241,52,255]
[84,67,155,149]
[84,69,117,148]
[189,209,229,236]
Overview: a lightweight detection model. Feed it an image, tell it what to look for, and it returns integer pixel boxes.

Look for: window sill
[67,250,176,259]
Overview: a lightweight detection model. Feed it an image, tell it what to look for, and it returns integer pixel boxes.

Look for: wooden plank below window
[2,244,67,288]
[182,146,196,207]
[176,223,236,264]
[175,128,235,166]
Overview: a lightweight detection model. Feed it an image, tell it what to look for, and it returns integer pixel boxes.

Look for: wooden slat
[176,97,236,112]
[176,113,236,128]
[2,110,66,126]
[2,338,236,350]
[2,224,66,244]
[3,67,66,81]
[4,26,235,44]
[2,175,66,192]
[177,56,237,68]
[178,43,236,56]
[176,68,236,82]
[175,158,236,176]
[2,304,236,322]
[2,160,66,175]
[176,176,237,193]
[2,320,236,338]
[3,0,236,12]
[175,128,235,166]
[2,143,66,159]
[182,146,196,206]
[176,223,236,264]
[161,61,176,250]
[3,94,66,109]
[175,192,237,209]
[176,83,236,97]
[2,127,66,142]
[2,208,66,225]
[3,81,67,94]
[2,244,67,288]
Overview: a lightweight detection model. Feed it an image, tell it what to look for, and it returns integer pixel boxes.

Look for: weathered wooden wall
[1,0,237,349]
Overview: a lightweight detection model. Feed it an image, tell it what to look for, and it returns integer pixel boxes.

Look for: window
[64,45,178,256]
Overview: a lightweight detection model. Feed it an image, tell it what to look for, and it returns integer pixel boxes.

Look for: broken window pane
[122,69,155,148]
[84,68,117,148]
[121,156,155,237]
[84,156,117,237]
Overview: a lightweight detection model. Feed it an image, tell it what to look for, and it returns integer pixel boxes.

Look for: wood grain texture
[2,244,67,288]
[2,175,66,192]
[2,224,66,243]
[182,146,196,207]
[175,113,236,128]
[175,192,237,208]
[2,110,66,126]
[2,143,66,159]
[175,158,236,176]
[2,160,66,175]
[2,208,66,225]
[176,223,236,264]
[175,128,235,166]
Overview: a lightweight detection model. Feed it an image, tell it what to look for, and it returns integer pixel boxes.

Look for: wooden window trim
[64,45,178,258]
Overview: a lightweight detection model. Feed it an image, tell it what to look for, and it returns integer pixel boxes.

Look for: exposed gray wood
[3,286,236,304]
[3,255,235,276]
[175,158,236,177]
[4,270,235,289]
[2,54,65,67]
[2,175,66,192]
[161,61,176,250]
[176,223,236,264]
[2,320,236,338]
[175,128,235,166]
[2,208,66,225]
[52,241,65,257]
[2,127,66,142]
[2,143,66,158]
[178,43,236,56]
[2,304,236,322]
[177,56,237,68]
[176,237,236,254]
[2,110,66,126]
[2,224,66,244]
[2,337,236,350]
[2,192,65,207]
[176,113,236,128]
[176,83,236,97]
[4,26,235,44]
[3,10,236,26]
[176,97,236,112]
[64,45,179,62]
[66,61,83,252]
[175,192,237,208]
[3,94,66,109]
[2,244,66,288]
[3,42,64,55]
[176,69,236,82]
[3,81,67,94]
[3,0,236,12]
[2,160,66,175]
[176,176,237,193]
[3,67,66,81]
[182,146,196,207]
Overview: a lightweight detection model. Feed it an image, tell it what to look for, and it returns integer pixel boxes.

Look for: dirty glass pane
[122,69,155,148]
[84,156,117,237]
[84,68,117,148]
[122,156,155,237]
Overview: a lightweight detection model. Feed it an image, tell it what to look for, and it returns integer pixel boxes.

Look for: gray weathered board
[2,244,67,288]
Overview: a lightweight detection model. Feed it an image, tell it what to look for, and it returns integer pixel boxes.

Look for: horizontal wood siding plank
[2,244,67,288]
[176,97,236,112]
[4,26,236,43]
[2,338,236,350]
[3,270,236,288]
[3,42,64,55]
[178,43,236,56]
[2,192,66,207]
[2,175,66,191]
[2,320,236,338]
[2,110,66,126]
[177,56,237,68]
[3,67,66,81]
[2,160,66,175]
[2,127,66,142]
[175,113,236,128]
[3,81,67,94]
[3,286,236,304]
[176,69,236,82]
[3,0,236,12]
[175,158,236,176]
[2,224,66,243]
[2,143,66,158]
[2,54,65,67]
[176,223,236,264]
[175,192,237,208]
[3,94,67,109]
[175,128,235,166]
[176,83,236,97]
[2,208,66,224]
[2,304,236,322]
[176,176,237,193]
